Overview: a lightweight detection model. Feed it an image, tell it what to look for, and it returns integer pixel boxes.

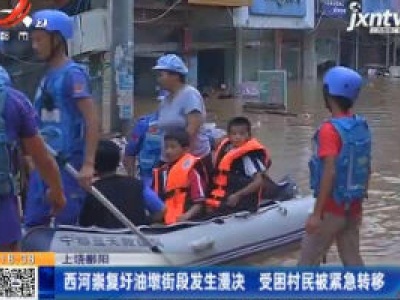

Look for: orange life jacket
[153,153,202,225]
[206,138,270,209]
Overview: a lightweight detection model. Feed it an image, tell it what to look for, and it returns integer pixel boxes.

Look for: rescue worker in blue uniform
[124,111,162,187]
[298,66,371,266]
[24,10,99,227]
[0,66,66,251]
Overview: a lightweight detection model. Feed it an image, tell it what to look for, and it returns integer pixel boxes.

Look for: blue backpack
[0,80,16,197]
[35,62,89,159]
[309,115,371,206]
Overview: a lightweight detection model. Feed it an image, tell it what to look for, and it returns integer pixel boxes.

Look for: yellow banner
[0,252,55,266]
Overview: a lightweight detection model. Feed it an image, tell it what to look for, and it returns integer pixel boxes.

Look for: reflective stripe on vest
[206,138,270,208]
[153,153,199,225]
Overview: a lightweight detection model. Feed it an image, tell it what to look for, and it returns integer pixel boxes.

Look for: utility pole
[235,27,243,86]
[393,36,398,66]
[337,29,341,66]
[109,0,134,134]
[386,34,390,67]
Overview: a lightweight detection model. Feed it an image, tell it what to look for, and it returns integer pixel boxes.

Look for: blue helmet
[153,54,188,75]
[0,66,11,86]
[31,9,73,40]
[323,66,363,102]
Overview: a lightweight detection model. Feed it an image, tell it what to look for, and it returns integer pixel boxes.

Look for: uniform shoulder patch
[73,83,84,94]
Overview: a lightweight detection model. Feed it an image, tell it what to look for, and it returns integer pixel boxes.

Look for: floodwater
[134,77,400,266]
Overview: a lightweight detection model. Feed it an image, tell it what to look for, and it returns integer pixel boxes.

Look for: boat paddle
[45,145,174,265]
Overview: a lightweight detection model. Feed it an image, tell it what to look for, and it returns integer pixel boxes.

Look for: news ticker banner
[1,252,400,299]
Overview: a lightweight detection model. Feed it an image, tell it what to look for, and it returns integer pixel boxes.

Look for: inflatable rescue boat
[21,177,315,265]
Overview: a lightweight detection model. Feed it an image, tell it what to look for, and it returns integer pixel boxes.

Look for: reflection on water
[135,78,400,265]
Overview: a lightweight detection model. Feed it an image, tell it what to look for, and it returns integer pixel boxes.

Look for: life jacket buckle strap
[209,194,224,201]
[163,187,188,199]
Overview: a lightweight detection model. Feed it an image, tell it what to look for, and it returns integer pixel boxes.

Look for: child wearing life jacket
[206,117,271,216]
[298,66,371,266]
[153,129,208,225]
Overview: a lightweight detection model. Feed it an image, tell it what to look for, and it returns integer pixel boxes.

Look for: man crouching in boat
[206,117,271,216]
[79,140,165,228]
[153,129,208,225]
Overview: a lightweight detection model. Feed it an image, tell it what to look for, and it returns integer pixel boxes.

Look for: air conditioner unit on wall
[69,8,110,56]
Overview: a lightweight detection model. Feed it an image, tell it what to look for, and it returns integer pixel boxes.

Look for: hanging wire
[226,7,234,21]
[305,12,325,35]
[134,0,182,24]
[0,51,43,65]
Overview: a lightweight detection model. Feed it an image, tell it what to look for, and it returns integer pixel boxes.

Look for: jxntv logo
[346,1,400,34]
[0,0,32,42]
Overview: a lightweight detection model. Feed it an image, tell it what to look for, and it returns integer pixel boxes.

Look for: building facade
[134,0,317,99]
[134,0,245,98]
[316,0,400,75]
[233,0,316,82]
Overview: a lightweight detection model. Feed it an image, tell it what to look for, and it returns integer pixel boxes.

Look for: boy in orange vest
[206,117,271,216]
[153,129,207,224]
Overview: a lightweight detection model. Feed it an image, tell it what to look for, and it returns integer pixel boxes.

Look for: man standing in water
[298,66,371,266]
[25,9,99,227]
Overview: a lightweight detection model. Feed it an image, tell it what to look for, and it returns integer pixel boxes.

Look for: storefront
[134,0,244,97]
[190,26,236,94]
[233,0,315,81]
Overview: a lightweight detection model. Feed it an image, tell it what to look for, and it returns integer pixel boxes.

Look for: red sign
[0,0,32,29]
